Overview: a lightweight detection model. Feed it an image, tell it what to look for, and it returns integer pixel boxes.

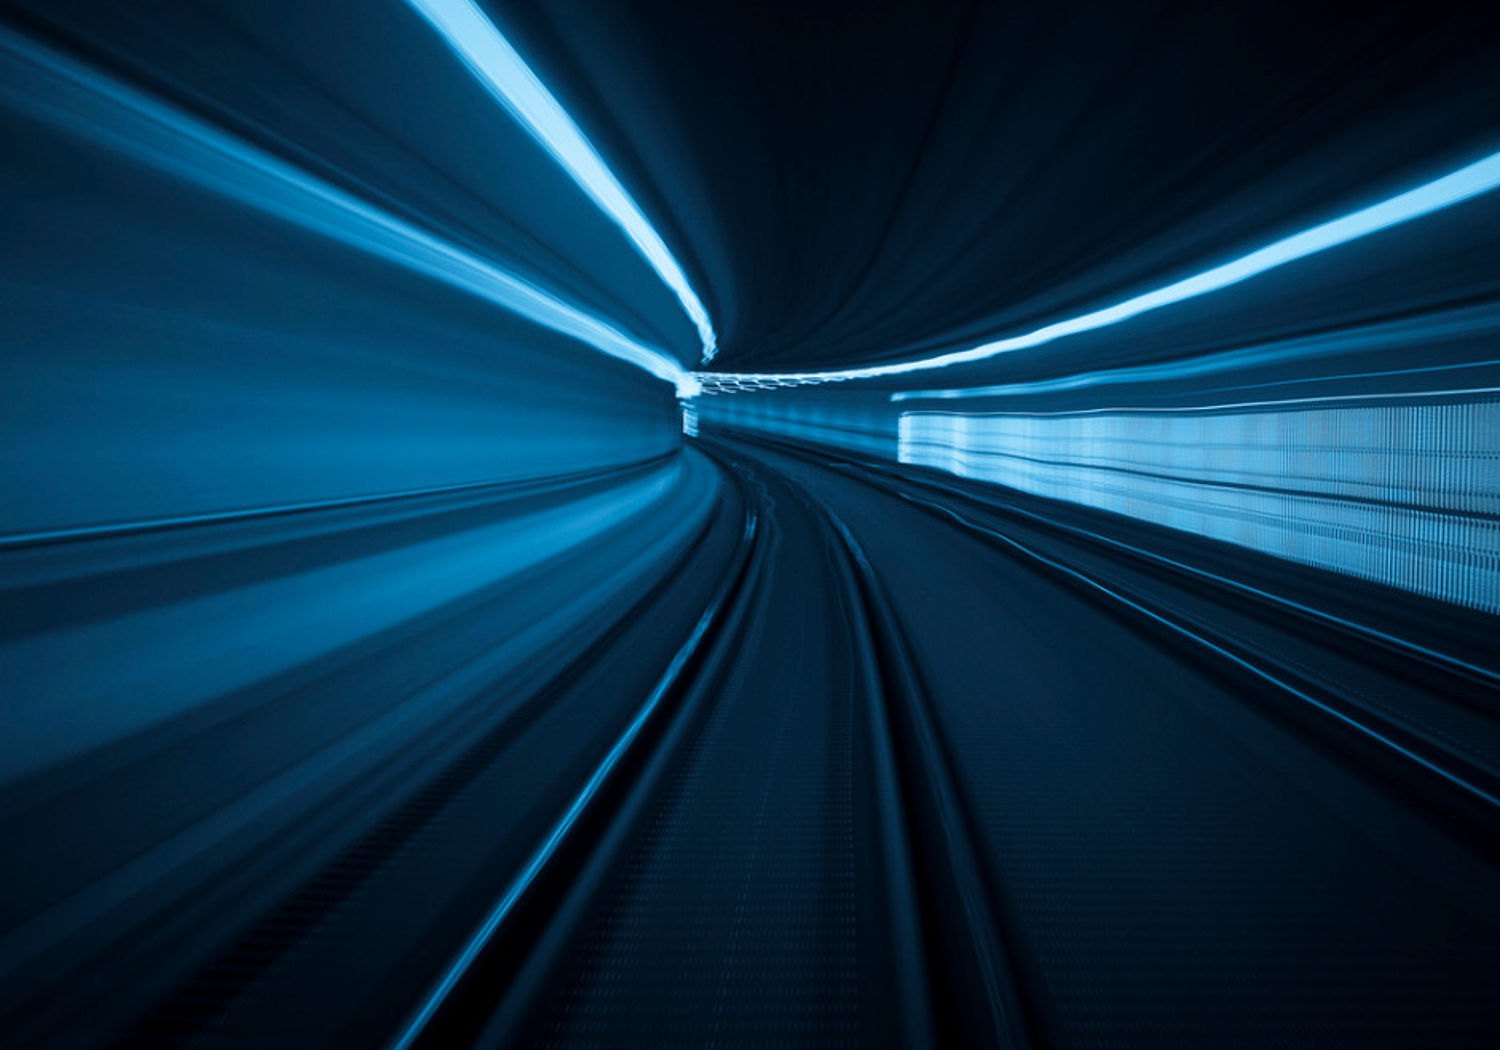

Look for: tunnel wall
[0,24,686,538]
[0,23,702,791]
[693,388,898,460]
[897,401,1500,614]
[699,384,1500,614]
[697,142,1500,617]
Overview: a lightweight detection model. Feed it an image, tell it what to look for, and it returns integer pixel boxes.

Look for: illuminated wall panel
[899,400,1500,613]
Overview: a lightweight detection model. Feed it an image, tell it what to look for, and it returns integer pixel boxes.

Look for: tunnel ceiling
[492,0,1500,375]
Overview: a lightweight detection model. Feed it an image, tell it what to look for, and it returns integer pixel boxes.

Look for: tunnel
[2,2,1500,1047]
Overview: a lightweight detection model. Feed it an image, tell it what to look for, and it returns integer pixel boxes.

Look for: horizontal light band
[694,384,1500,612]
[898,401,1500,613]
[890,303,1500,403]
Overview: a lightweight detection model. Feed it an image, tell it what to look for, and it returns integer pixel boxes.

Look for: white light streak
[0,27,699,397]
[698,148,1500,391]
[406,0,718,363]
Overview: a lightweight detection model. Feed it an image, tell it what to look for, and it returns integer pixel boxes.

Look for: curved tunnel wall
[3,4,1500,1046]
[897,400,1500,614]
[0,23,685,538]
[699,382,1500,617]
[696,172,1500,615]
[0,22,696,791]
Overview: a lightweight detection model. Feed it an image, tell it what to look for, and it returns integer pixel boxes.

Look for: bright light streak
[698,147,1500,390]
[898,396,1500,614]
[406,0,718,363]
[890,303,1500,401]
[0,28,698,397]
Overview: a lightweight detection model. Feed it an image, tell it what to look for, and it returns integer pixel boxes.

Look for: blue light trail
[0,27,699,397]
[888,303,1500,402]
[5,4,1500,1044]
[897,396,1500,613]
[696,146,1500,391]
[406,0,719,364]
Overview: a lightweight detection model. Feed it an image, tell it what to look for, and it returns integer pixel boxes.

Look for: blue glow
[897,397,1500,613]
[11,7,1500,1045]
[0,28,698,397]
[406,0,719,364]
[0,466,685,781]
[696,147,1500,390]
[888,304,1500,402]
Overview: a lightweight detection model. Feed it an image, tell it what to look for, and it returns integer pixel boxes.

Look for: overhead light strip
[697,147,1500,390]
[407,0,719,363]
[0,27,698,397]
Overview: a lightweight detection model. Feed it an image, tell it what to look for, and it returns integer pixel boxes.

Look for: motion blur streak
[0,26,693,395]
[899,397,1500,613]
[697,145,1500,389]
[4,3,1500,1050]
[404,0,718,363]
[890,303,1500,403]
